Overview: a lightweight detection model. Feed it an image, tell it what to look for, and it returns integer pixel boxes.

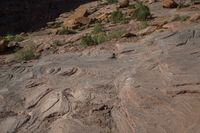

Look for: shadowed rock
[0,0,93,35]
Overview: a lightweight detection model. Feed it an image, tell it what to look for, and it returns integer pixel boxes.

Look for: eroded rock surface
[1,24,200,133]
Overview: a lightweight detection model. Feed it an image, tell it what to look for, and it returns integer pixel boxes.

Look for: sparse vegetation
[132,2,151,21]
[140,21,149,29]
[110,10,127,24]
[4,34,25,42]
[102,0,117,4]
[81,23,123,46]
[91,23,104,34]
[177,3,190,9]
[56,27,76,35]
[81,32,108,46]
[107,31,123,40]
[93,32,108,44]
[52,40,64,46]
[81,35,95,46]
[15,45,39,61]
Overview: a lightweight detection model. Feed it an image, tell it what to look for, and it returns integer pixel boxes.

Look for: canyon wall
[0,0,92,35]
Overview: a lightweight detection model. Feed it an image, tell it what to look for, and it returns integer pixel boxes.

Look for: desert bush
[132,2,151,21]
[110,10,127,23]
[81,32,108,46]
[4,34,25,42]
[81,23,123,46]
[81,23,107,46]
[91,23,104,34]
[93,32,108,44]
[15,45,39,61]
[56,27,76,35]
[81,35,95,46]
[107,31,123,39]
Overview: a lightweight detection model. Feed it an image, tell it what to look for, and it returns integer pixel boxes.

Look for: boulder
[118,0,129,8]
[162,0,177,8]
[63,6,90,28]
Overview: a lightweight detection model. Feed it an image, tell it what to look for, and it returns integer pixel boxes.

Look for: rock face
[1,24,200,133]
[162,0,177,8]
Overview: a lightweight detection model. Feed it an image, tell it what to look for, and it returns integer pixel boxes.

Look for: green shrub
[81,31,123,46]
[177,3,190,9]
[107,31,123,39]
[132,2,151,21]
[110,10,127,23]
[93,32,108,44]
[15,46,39,61]
[4,34,25,42]
[81,23,123,46]
[52,40,64,46]
[81,35,95,46]
[81,32,108,46]
[91,23,104,34]
[140,21,149,29]
[56,27,76,35]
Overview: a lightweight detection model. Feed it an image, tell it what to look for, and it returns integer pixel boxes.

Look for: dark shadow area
[0,0,94,35]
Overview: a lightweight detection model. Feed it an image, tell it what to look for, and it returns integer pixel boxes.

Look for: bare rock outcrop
[162,0,177,8]
[1,22,200,133]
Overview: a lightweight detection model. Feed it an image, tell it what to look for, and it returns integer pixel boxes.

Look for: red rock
[138,26,157,36]
[189,13,200,22]
[63,6,89,28]
[162,21,184,31]
[162,0,177,8]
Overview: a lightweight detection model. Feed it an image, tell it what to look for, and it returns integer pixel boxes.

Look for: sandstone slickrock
[1,23,200,133]
[137,26,157,35]
[89,4,118,22]
[162,21,185,31]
